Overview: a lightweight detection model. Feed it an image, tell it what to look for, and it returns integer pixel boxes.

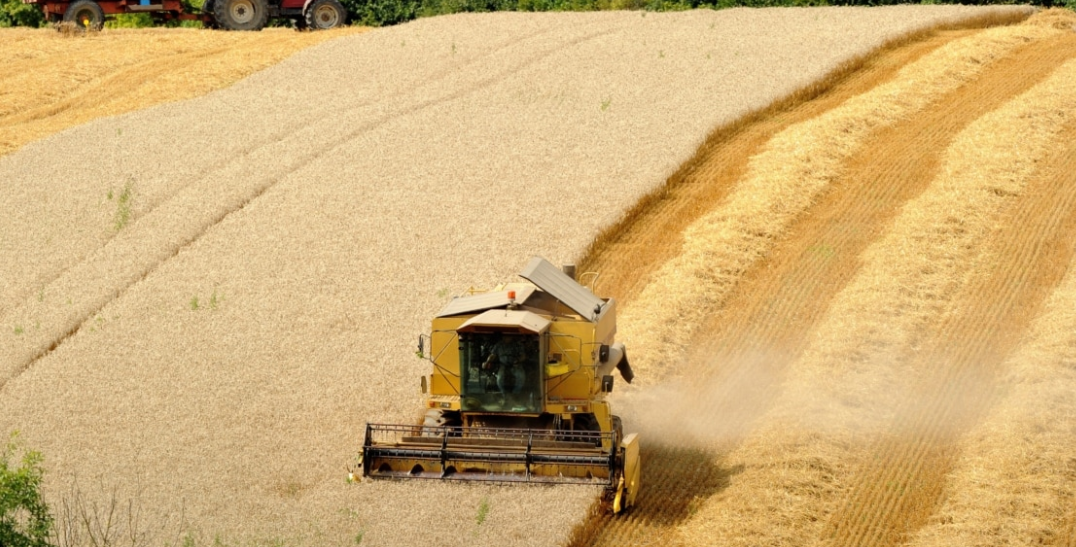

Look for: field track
[571,11,1076,547]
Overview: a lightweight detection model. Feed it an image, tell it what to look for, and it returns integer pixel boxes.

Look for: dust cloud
[612,348,1001,453]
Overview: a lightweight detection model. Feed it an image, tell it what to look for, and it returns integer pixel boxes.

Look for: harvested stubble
[617,8,1049,387]
[0,6,1035,546]
[0,27,366,158]
[568,20,1066,547]
[903,85,1076,547]
[674,12,1076,547]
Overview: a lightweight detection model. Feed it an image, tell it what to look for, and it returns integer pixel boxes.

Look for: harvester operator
[482,334,526,406]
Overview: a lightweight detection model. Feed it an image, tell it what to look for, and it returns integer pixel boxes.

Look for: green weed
[600,96,612,112]
[476,496,490,526]
[190,296,200,311]
[114,178,134,230]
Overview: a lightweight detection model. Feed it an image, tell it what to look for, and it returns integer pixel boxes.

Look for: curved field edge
[566,8,1076,547]
[574,7,1032,294]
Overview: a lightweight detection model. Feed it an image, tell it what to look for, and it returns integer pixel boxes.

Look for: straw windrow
[679,22,1076,547]
[617,15,1060,383]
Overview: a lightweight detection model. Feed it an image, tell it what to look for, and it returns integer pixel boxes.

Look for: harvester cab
[361,256,640,513]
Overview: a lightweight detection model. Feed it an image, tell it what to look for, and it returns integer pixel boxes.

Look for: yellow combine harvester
[361,257,640,512]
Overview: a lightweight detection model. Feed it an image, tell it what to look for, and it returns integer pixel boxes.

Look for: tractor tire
[303,0,346,30]
[63,0,105,31]
[213,0,268,31]
[202,0,219,28]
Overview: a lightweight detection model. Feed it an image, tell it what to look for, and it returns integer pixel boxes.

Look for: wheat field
[3,5,1068,546]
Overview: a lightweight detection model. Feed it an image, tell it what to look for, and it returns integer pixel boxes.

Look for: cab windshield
[458,331,542,413]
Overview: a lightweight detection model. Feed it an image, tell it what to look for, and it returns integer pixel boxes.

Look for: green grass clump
[0,432,53,547]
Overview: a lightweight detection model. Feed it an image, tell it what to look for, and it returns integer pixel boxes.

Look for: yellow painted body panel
[426,293,616,425]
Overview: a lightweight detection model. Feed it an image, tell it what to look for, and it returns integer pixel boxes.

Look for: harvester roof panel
[434,286,537,318]
[458,309,551,334]
[520,256,605,321]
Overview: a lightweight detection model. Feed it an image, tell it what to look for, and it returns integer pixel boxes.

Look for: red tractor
[23,0,347,30]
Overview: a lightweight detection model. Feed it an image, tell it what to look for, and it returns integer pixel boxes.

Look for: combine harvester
[361,257,641,513]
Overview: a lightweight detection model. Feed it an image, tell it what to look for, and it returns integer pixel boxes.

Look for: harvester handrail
[365,423,612,444]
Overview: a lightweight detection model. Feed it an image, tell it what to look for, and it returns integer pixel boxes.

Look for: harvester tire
[304,0,346,30]
[213,0,269,31]
[63,0,104,31]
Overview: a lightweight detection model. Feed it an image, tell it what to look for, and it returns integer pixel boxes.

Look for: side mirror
[420,375,428,394]
[416,334,426,359]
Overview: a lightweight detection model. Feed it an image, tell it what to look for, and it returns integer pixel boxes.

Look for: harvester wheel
[213,0,269,31]
[303,0,346,30]
[63,0,104,31]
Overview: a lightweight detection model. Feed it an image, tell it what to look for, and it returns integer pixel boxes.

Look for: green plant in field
[600,96,612,112]
[13,325,23,335]
[475,496,490,526]
[114,178,134,230]
[190,296,200,311]
[0,432,53,547]
[436,287,450,299]
[354,529,365,545]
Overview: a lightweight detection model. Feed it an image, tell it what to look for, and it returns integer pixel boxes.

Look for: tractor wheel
[304,0,346,30]
[63,0,105,31]
[202,0,219,28]
[213,0,268,31]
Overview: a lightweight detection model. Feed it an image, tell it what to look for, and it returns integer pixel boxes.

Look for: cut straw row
[616,16,1064,383]
[679,22,1076,547]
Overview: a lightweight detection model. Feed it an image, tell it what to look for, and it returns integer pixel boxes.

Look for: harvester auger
[361,257,640,513]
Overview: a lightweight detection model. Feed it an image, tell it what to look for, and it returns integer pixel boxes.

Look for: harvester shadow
[567,443,740,546]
